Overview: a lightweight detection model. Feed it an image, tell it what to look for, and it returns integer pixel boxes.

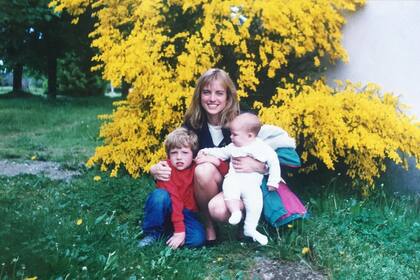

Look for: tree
[0,0,102,98]
[51,0,419,190]
[56,9,107,96]
[0,0,38,94]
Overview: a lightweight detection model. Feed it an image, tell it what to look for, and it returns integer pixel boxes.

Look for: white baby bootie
[244,229,268,245]
[228,211,242,225]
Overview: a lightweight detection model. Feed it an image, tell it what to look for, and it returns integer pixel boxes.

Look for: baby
[197,113,281,245]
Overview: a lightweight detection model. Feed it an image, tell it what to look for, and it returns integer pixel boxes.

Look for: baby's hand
[195,154,220,166]
[196,150,206,158]
[267,185,277,192]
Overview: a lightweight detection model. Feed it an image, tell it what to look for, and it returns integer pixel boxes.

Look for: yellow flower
[25,277,37,280]
[31,155,37,160]
[287,224,293,228]
[302,247,310,255]
[93,176,101,182]
[76,219,83,225]
[314,56,321,67]
[217,257,223,262]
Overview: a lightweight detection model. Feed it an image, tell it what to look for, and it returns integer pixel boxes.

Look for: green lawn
[0,96,418,279]
[0,95,113,167]
[0,87,13,95]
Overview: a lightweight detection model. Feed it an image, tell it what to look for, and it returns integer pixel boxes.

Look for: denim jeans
[141,188,206,248]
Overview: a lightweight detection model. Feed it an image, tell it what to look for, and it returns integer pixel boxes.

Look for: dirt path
[250,256,327,279]
[0,159,80,181]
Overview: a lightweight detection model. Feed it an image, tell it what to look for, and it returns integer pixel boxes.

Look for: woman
[150,68,266,243]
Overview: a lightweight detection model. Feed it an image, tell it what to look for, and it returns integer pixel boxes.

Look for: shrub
[51,0,370,178]
[58,52,107,96]
[49,0,420,189]
[257,79,420,190]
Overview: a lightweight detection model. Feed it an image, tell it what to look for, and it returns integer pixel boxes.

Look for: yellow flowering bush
[47,0,420,189]
[51,0,420,189]
[49,0,368,178]
[257,80,420,189]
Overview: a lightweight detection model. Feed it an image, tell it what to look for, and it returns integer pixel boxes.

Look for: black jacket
[183,121,231,150]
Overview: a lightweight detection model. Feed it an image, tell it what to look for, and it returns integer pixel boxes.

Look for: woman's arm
[150,161,172,181]
[230,156,267,174]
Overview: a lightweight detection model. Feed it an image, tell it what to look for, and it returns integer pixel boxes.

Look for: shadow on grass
[0,90,35,99]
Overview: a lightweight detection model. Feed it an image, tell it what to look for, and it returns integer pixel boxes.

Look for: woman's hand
[150,161,171,181]
[195,154,221,167]
[231,156,266,173]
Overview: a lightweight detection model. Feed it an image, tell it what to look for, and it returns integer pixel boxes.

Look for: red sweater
[156,160,198,233]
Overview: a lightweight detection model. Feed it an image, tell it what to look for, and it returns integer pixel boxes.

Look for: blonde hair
[164,127,199,156]
[184,68,240,129]
[233,113,262,136]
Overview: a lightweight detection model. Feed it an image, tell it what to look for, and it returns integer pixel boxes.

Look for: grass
[0,96,419,279]
[0,87,13,95]
[0,95,114,167]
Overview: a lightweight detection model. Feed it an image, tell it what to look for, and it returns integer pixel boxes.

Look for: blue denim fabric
[141,188,206,248]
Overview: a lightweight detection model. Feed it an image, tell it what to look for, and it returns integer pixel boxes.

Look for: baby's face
[168,146,194,170]
[230,120,255,147]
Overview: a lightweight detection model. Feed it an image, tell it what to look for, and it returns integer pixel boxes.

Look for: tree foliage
[0,0,45,93]
[50,0,419,189]
[0,0,104,97]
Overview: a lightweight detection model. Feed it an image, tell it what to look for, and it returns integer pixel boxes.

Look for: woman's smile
[201,79,228,124]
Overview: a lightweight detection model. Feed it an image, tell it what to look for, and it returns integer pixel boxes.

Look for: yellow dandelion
[287,224,293,228]
[93,176,101,182]
[76,219,83,225]
[24,277,37,280]
[302,247,310,255]
[217,257,223,262]
[31,155,37,160]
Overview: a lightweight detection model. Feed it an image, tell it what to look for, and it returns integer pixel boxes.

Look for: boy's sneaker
[138,235,158,248]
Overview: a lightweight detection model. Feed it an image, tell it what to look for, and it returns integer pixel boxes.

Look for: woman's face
[200,79,228,123]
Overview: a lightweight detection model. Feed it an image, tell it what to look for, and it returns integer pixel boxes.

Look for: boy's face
[169,146,194,171]
[230,120,255,147]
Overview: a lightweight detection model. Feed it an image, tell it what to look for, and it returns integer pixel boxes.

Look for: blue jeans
[141,189,206,248]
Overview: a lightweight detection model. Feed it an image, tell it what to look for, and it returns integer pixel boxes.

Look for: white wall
[327,0,419,192]
[327,0,420,118]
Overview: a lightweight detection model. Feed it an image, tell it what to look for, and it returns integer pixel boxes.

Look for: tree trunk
[47,53,57,99]
[12,63,23,94]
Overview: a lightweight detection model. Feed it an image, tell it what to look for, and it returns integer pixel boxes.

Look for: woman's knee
[194,164,221,195]
[195,163,220,184]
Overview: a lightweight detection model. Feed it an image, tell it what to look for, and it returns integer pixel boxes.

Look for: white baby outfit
[202,137,281,245]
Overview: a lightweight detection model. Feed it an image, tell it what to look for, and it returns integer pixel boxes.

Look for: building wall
[327,0,420,118]
[327,0,419,192]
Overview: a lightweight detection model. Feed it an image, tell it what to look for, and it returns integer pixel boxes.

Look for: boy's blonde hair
[184,68,240,129]
[164,127,199,156]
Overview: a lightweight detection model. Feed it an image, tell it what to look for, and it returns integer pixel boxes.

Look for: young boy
[138,128,205,249]
[196,113,281,245]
